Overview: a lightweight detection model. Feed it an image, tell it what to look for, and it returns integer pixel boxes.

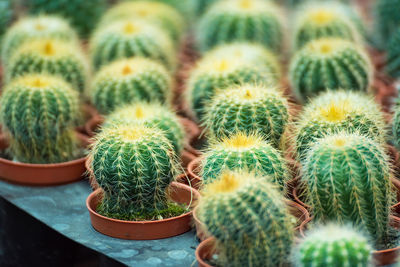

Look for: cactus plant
[1,15,78,64]
[197,0,284,52]
[90,19,176,70]
[373,0,400,48]
[302,132,393,244]
[198,171,295,267]
[386,28,400,78]
[88,124,180,220]
[200,132,289,190]
[292,224,372,267]
[0,74,81,164]
[0,0,13,41]
[189,0,218,17]
[295,90,386,158]
[104,102,184,153]
[6,39,89,93]
[90,57,172,114]
[204,84,289,148]
[392,104,400,148]
[289,38,372,102]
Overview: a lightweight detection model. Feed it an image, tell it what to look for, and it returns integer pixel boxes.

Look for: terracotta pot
[187,157,203,189]
[0,132,90,186]
[0,132,8,150]
[86,182,201,240]
[84,114,104,137]
[373,216,400,266]
[196,237,216,267]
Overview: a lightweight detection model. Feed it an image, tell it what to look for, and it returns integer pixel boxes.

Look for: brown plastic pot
[186,157,203,189]
[0,132,90,186]
[196,237,216,267]
[86,182,201,240]
[84,114,104,137]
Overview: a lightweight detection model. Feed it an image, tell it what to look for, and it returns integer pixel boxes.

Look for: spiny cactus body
[0,0,13,40]
[90,19,176,70]
[197,0,284,52]
[204,85,289,148]
[292,224,372,267]
[201,132,289,190]
[373,0,400,48]
[386,29,400,78]
[0,75,80,163]
[289,38,372,102]
[198,171,294,267]
[189,0,218,16]
[90,57,172,114]
[7,39,89,93]
[392,104,400,148]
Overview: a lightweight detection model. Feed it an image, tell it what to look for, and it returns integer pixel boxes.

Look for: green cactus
[89,124,180,219]
[90,19,176,71]
[197,0,284,52]
[392,104,400,148]
[189,0,218,17]
[292,224,372,267]
[287,0,350,6]
[294,90,386,158]
[373,0,400,48]
[90,57,172,114]
[6,39,89,93]
[24,0,107,38]
[99,1,185,45]
[386,28,400,78]
[104,102,184,154]
[289,38,372,102]
[204,85,289,148]
[0,74,81,164]
[1,15,78,64]
[0,0,13,41]
[200,132,289,190]
[302,132,394,244]
[198,171,295,267]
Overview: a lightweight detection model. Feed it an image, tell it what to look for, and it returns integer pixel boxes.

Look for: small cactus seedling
[294,90,386,158]
[0,74,81,163]
[104,102,185,154]
[292,224,372,267]
[373,0,400,48]
[90,19,176,70]
[386,28,400,78]
[289,38,372,102]
[204,84,289,148]
[6,39,89,93]
[197,171,295,267]
[90,57,172,114]
[197,0,284,52]
[89,124,180,219]
[1,15,78,64]
[200,132,289,190]
[302,132,393,244]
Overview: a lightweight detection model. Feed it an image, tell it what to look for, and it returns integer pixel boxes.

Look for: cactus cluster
[386,28,400,78]
[0,75,80,164]
[373,0,400,48]
[204,84,289,148]
[197,171,295,267]
[90,57,172,114]
[289,38,372,102]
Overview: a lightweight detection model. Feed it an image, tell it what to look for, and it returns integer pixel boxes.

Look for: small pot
[0,132,90,186]
[187,157,203,189]
[373,216,400,266]
[84,114,104,137]
[196,237,216,267]
[86,182,201,240]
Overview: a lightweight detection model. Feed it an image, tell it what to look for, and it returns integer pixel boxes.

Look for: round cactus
[6,39,89,93]
[392,104,400,148]
[198,171,294,267]
[373,0,400,48]
[200,132,289,190]
[90,57,172,114]
[99,1,185,45]
[292,224,372,267]
[189,0,218,16]
[386,28,400,78]
[1,15,78,64]
[294,90,386,158]
[104,102,184,154]
[89,124,179,219]
[302,132,393,244]
[0,74,81,164]
[90,19,176,70]
[289,38,372,102]
[197,0,284,52]
[204,85,289,148]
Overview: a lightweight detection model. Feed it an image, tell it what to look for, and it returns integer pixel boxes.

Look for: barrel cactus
[392,104,400,148]
[200,132,289,190]
[386,28,400,78]
[2,15,78,64]
[0,0,13,41]
[197,0,284,52]
[189,0,218,17]
[0,74,81,164]
[295,90,386,158]
[373,0,400,48]
[204,85,289,148]
[197,171,294,267]
[90,57,172,114]
[104,102,184,154]
[6,39,89,93]
[90,19,176,70]
[292,224,372,267]
[289,38,372,102]
[302,132,393,244]
[88,124,179,220]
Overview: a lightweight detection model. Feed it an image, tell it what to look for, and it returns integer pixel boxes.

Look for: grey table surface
[0,179,199,267]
